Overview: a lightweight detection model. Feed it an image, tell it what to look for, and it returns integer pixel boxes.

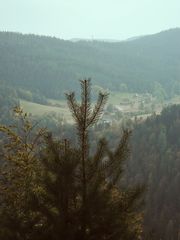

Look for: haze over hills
[0,26,180,240]
[70,38,122,42]
[0,28,180,100]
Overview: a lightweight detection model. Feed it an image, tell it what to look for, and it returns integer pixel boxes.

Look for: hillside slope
[0,28,180,98]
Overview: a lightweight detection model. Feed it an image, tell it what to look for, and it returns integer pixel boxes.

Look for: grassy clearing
[20,100,72,120]
[20,93,180,124]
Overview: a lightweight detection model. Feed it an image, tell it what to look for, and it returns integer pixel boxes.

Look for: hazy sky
[0,0,180,40]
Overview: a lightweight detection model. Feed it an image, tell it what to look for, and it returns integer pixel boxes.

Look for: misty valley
[0,29,180,239]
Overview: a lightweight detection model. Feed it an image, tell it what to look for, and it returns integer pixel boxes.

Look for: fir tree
[66,79,109,238]
[65,79,143,239]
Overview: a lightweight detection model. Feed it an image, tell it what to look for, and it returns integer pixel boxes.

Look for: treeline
[1,29,180,99]
[0,81,143,240]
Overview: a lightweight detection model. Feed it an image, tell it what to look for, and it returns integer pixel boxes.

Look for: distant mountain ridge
[0,28,180,99]
[70,38,122,42]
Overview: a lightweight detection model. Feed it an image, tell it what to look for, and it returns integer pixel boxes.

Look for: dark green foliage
[30,136,81,240]
[0,80,143,239]
[32,131,143,240]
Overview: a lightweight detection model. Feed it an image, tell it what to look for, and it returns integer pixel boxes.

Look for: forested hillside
[127,105,180,239]
[0,28,180,99]
[0,81,19,124]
